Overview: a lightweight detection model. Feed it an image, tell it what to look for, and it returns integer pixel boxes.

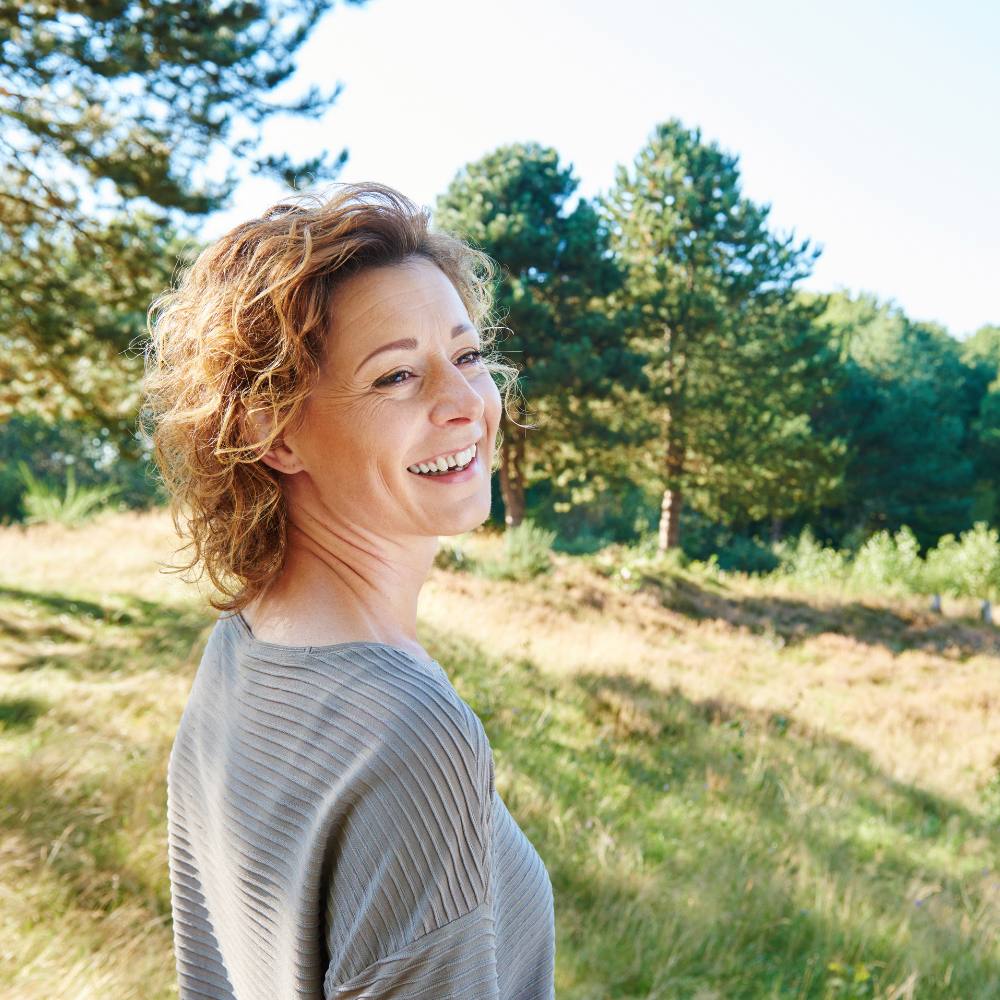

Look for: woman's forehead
[327,260,468,350]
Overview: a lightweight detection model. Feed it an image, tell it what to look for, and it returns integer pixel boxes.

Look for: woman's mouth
[407,442,480,482]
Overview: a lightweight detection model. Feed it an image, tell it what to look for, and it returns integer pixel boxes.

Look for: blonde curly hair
[139,182,522,613]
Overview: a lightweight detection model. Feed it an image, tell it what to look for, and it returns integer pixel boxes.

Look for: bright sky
[201,0,998,340]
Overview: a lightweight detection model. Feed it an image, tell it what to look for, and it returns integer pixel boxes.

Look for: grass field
[1,508,998,999]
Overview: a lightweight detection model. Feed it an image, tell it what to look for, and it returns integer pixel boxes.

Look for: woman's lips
[407,445,481,484]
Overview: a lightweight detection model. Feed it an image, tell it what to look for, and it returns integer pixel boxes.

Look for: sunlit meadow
[1,508,998,999]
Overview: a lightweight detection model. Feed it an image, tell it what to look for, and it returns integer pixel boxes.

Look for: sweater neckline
[227,610,441,670]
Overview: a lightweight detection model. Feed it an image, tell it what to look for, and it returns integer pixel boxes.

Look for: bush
[0,413,164,524]
[434,534,472,572]
[771,527,849,585]
[849,526,924,593]
[525,476,656,555]
[956,522,1000,602]
[479,518,556,581]
[676,509,779,574]
[924,534,962,598]
[595,535,691,594]
[923,522,1000,603]
[17,463,121,526]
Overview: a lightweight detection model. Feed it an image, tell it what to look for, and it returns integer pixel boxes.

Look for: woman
[141,183,556,999]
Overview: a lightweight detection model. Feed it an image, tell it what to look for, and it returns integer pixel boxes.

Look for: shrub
[0,413,163,524]
[849,525,924,593]
[598,536,691,594]
[771,527,849,585]
[480,518,556,581]
[678,509,779,574]
[924,533,962,598]
[924,523,1000,603]
[17,463,121,527]
[434,534,471,572]
[955,522,1000,602]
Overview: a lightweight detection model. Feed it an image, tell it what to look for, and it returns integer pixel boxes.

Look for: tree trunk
[657,431,684,551]
[656,318,685,553]
[770,517,785,544]
[498,407,527,527]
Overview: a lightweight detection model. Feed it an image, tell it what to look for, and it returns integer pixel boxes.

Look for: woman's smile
[406,441,482,483]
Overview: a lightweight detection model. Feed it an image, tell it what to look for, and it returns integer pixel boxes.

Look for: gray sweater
[166,611,556,999]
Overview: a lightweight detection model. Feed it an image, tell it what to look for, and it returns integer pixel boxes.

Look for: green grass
[1,510,998,998]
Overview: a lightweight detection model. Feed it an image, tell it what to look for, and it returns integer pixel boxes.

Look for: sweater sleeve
[320,684,500,1000]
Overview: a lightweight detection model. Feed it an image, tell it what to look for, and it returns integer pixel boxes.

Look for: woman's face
[280,255,501,540]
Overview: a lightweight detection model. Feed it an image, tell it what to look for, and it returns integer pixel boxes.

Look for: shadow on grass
[0,694,49,732]
[606,569,998,662]
[0,584,213,676]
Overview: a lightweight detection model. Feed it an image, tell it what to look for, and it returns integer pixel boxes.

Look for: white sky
[199,0,999,340]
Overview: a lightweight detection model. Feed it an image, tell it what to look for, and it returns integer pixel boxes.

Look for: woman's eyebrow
[354,323,476,375]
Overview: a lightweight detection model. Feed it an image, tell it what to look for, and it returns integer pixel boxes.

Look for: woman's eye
[375,350,483,388]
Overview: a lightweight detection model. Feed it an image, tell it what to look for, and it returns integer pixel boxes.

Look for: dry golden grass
[423,533,1000,809]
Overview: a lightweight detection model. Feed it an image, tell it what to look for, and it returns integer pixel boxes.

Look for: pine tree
[1,0,363,434]
[812,291,978,547]
[435,143,648,527]
[602,118,843,551]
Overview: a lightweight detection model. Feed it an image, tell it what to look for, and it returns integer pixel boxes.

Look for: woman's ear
[244,406,305,475]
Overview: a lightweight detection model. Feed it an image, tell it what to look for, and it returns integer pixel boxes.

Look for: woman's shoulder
[209,610,490,767]
[177,612,494,809]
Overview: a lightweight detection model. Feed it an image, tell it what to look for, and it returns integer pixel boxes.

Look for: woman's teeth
[408,442,477,476]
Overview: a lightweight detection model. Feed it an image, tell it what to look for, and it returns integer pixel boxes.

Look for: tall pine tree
[602,119,843,550]
[435,143,648,527]
[1,0,363,434]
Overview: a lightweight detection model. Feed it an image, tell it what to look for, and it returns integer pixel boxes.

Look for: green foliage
[526,476,656,555]
[478,519,556,581]
[959,324,1000,373]
[678,509,780,574]
[2,0,360,425]
[17,462,120,526]
[601,118,846,546]
[849,526,924,594]
[0,413,163,524]
[951,521,1000,600]
[924,535,962,598]
[434,534,471,572]
[970,371,1000,525]
[772,527,850,585]
[809,292,978,548]
[0,213,184,429]
[599,535,692,592]
[2,0,354,213]
[760,518,1000,607]
[924,522,1000,601]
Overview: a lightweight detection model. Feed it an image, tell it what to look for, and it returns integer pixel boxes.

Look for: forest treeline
[2,3,997,586]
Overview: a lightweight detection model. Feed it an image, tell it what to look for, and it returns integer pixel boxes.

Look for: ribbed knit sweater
[166,610,556,999]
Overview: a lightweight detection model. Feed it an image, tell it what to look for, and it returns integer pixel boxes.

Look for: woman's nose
[428,358,485,420]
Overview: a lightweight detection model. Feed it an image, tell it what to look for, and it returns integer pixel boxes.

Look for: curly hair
[139,181,523,613]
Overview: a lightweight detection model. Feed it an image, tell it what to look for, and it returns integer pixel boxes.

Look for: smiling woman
[140,182,521,621]
[138,183,554,1000]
